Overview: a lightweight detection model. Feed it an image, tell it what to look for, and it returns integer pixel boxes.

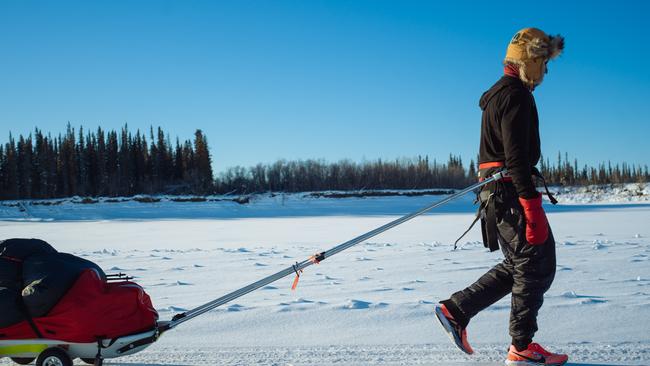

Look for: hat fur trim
[548,35,564,59]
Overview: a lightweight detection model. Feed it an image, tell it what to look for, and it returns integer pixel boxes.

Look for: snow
[1,189,649,365]
[553,183,650,204]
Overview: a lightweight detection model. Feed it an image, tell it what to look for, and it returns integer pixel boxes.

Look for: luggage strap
[1,255,44,338]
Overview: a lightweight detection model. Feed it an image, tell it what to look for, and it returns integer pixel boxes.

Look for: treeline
[215,155,475,194]
[540,152,649,186]
[0,125,213,200]
[216,153,649,194]
[1,125,648,200]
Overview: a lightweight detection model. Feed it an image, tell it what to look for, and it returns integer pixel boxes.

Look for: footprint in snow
[372,287,392,292]
[94,249,118,256]
[169,281,192,286]
[157,306,188,312]
[342,299,371,310]
[262,285,278,290]
[109,266,124,271]
[223,247,251,253]
[401,287,415,291]
[291,298,315,304]
[592,241,606,250]
[227,304,246,312]
[341,300,388,310]
[559,291,606,304]
[193,264,205,268]
[580,298,607,305]
[254,262,268,267]
[356,257,373,261]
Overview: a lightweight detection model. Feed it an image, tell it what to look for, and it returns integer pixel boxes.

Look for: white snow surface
[1,190,649,365]
[553,183,650,205]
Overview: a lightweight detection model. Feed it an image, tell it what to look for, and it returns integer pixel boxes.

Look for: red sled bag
[0,269,158,343]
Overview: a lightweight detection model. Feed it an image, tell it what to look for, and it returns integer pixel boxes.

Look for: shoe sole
[505,360,568,366]
[433,305,472,355]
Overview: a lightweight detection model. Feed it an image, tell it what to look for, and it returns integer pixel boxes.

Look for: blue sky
[1,1,648,173]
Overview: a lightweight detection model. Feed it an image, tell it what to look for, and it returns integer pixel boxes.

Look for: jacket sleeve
[500,91,538,199]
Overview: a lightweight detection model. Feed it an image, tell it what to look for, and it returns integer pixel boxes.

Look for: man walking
[434,28,567,366]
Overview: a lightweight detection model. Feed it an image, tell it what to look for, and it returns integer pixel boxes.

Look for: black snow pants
[443,181,556,345]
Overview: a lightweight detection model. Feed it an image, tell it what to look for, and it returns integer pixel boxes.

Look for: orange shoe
[434,304,473,355]
[505,343,568,366]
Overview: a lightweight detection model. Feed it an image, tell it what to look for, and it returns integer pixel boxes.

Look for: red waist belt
[478,161,512,182]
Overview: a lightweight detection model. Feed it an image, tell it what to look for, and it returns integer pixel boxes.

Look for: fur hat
[504,28,564,88]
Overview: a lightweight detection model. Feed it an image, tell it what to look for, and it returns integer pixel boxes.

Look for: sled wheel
[81,359,96,365]
[35,348,72,366]
[11,358,35,365]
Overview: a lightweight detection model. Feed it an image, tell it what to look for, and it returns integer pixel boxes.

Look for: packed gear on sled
[0,239,158,343]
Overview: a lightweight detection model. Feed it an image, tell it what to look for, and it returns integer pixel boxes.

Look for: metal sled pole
[164,171,506,331]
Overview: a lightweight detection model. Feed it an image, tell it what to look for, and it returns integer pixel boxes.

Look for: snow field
[0,198,649,365]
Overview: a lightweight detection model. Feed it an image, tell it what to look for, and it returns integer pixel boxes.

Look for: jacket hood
[479,76,524,111]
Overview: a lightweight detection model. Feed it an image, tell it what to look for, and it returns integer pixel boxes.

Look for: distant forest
[0,125,213,200]
[0,125,648,200]
[217,154,650,194]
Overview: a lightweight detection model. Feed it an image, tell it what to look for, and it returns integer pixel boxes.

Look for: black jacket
[479,76,540,199]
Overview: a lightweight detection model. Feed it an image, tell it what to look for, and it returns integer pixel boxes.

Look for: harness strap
[480,189,500,252]
[454,192,484,250]
[453,189,499,252]
[480,162,557,204]
[532,167,558,204]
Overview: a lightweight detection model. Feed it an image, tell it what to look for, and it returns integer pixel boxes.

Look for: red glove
[518,194,549,245]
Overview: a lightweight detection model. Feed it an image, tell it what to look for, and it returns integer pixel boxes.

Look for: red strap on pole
[291,254,323,291]
[291,272,301,290]
[291,262,303,291]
